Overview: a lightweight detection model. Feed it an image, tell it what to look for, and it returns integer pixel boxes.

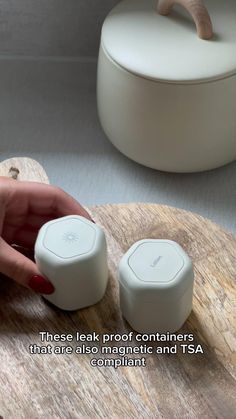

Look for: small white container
[119,239,194,333]
[97,0,236,172]
[35,215,108,310]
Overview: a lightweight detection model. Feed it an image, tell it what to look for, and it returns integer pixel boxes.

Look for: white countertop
[0,57,235,235]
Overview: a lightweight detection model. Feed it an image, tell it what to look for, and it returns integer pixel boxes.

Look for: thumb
[0,238,54,294]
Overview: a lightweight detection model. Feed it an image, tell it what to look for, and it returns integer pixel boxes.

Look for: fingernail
[28,275,55,295]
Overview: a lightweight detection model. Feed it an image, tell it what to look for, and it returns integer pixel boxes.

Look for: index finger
[7,180,92,220]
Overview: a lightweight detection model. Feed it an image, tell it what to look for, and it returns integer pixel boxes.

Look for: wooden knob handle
[158,0,213,40]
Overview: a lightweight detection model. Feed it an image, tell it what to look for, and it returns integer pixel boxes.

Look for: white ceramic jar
[97,0,236,172]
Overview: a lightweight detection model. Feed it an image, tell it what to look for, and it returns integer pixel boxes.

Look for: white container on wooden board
[35,215,108,311]
[118,239,194,333]
[97,0,236,173]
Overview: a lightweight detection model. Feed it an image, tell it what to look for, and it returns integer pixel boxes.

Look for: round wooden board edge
[89,202,236,242]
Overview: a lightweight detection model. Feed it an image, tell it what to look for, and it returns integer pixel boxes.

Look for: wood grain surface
[158,0,213,39]
[0,158,235,419]
[0,157,49,183]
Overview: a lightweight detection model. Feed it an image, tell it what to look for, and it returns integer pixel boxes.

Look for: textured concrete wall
[0,0,119,56]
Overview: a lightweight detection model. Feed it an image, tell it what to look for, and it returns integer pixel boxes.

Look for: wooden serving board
[0,158,235,419]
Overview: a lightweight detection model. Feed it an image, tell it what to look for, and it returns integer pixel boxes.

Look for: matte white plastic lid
[119,239,194,301]
[43,217,96,259]
[101,0,236,83]
[128,241,184,283]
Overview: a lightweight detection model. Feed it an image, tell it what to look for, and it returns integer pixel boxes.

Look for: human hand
[0,177,92,294]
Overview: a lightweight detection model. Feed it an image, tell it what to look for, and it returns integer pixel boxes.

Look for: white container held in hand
[97,0,236,172]
[35,215,108,310]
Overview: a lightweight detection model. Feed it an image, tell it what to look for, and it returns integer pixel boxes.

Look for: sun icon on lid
[62,231,79,244]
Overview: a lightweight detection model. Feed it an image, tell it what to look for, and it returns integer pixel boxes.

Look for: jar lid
[101,0,236,84]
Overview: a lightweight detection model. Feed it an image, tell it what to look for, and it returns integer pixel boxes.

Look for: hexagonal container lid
[101,0,236,83]
[119,240,194,302]
[42,216,96,259]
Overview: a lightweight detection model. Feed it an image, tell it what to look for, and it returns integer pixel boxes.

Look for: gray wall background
[0,0,118,57]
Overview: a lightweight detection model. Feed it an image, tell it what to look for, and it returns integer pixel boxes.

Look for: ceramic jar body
[97,45,236,173]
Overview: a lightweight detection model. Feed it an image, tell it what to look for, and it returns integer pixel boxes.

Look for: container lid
[42,216,96,259]
[119,239,194,302]
[128,241,184,284]
[101,0,236,83]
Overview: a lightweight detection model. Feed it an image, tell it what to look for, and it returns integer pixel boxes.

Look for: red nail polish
[28,275,55,295]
